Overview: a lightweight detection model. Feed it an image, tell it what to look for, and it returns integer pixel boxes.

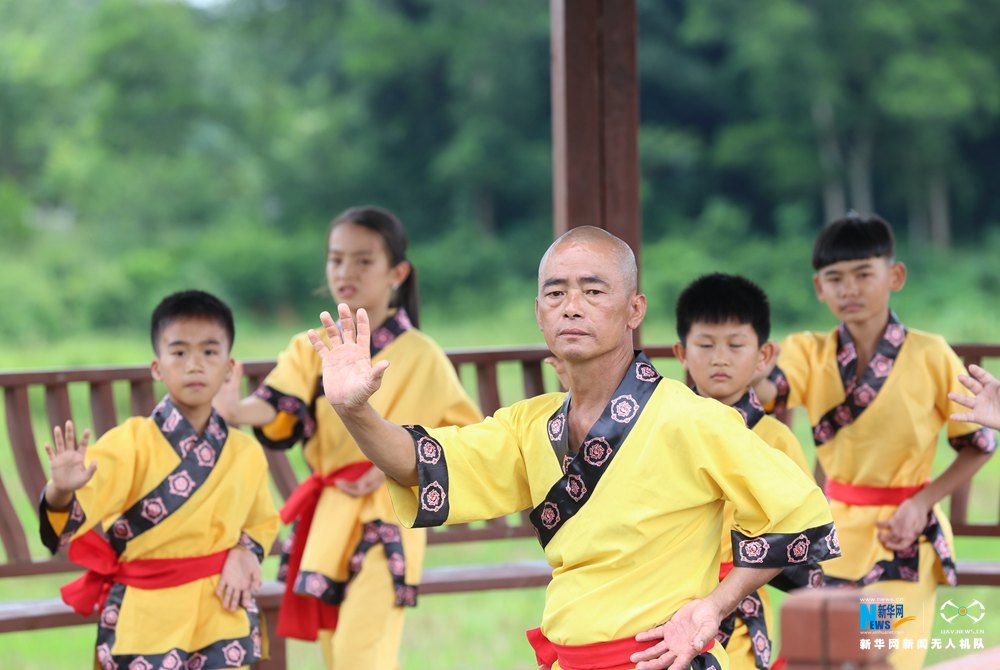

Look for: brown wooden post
[550,0,641,339]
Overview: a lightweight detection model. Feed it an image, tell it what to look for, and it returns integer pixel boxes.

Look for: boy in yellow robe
[755,214,996,670]
[40,290,280,670]
[308,227,840,670]
[673,273,815,670]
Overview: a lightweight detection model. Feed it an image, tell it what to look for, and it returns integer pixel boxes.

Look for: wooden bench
[1,344,998,668]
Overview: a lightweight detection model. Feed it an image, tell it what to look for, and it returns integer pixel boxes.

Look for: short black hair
[812,212,895,271]
[675,273,770,345]
[150,290,235,353]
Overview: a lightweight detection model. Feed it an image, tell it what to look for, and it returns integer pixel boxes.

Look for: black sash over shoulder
[529,353,663,548]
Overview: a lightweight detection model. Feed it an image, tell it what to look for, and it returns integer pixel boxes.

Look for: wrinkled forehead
[538,238,635,290]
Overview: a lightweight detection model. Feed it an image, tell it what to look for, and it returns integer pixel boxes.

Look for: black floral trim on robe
[95,582,263,670]
[404,425,451,527]
[530,353,663,548]
[717,590,772,670]
[948,428,997,455]
[811,312,907,447]
[732,522,841,569]
[730,388,765,430]
[292,519,418,608]
[824,511,958,588]
[254,309,413,450]
[691,649,723,670]
[39,494,88,554]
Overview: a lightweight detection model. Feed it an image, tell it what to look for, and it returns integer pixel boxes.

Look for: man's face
[534,239,644,363]
[151,318,233,415]
[813,256,905,326]
[675,321,766,406]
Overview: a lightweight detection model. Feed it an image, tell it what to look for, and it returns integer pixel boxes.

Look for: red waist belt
[825,479,926,506]
[719,561,734,582]
[526,627,715,670]
[276,461,373,640]
[61,530,227,616]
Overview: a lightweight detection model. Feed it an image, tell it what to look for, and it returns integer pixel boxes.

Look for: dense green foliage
[2,0,999,345]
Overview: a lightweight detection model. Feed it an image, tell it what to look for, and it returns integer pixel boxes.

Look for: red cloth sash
[276,461,373,640]
[825,479,926,506]
[718,561,734,582]
[61,530,227,616]
[526,627,715,670]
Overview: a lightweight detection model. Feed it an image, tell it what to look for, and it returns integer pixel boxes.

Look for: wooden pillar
[550,0,640,262]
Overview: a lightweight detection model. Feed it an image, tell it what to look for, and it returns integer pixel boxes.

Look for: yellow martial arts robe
[40,398,279,670]
[773,313,996,670]
[389,354,838,670]
[254,310,481,667]
[716,390,814,670]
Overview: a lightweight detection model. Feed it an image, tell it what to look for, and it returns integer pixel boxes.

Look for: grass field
[1,312,998,668]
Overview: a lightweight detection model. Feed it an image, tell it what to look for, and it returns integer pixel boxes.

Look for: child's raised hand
[44,421,96,507]
[875,497,929,552]
[216,545,261,612]
[213,360,244,424]
[949,364,1000,430]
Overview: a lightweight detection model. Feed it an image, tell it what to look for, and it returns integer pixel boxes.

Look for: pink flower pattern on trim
[539,502,560,529]
[837,342,857,367]
[97,644,114,670]
[99,604,119,629]
[187,653,207,670]
[635,361,659,382]
[869,353,893,378]
[833,405,853,427]
[609,394,640,424]
[813,420,834,443]
[222,640,247,667]
[388,552,405,576]
[304,573,327,597]
[194,444,216,468]
[825,528,841,555]
[739,596,761,618]
[177,435,198,457]
[167,471,196,498]
[111,519,132,540]
[566,475,587,502]
[128,658,153,670]
[420,482,446,513]
[738,537,770,564]
[547,413,565,442]
[786,534,810,563]
[161,409,182,433]
[582,437,613,467]
[378,525,401,543]
[160,650,183,670]
[752,630,771,666]
[884,323,906,347]
[416,437,442,465]
[853,383,877,407]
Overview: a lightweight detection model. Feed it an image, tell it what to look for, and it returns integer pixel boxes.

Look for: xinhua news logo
[939,600,986,624]
[860,601,915,631]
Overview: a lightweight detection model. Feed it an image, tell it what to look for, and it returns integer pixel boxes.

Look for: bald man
[307,227,839,670]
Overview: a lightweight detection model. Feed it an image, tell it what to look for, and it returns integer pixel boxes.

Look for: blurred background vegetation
[2,0,999,349]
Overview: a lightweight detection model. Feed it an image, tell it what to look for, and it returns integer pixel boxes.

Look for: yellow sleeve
[689,411,837,568]
[403,334,483,429]
[775,332,813,411]
[755,416,811,477]
[934,338,998,452]
[254,333,319,448]
[387,404,533,528]
[238,465,281,560]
